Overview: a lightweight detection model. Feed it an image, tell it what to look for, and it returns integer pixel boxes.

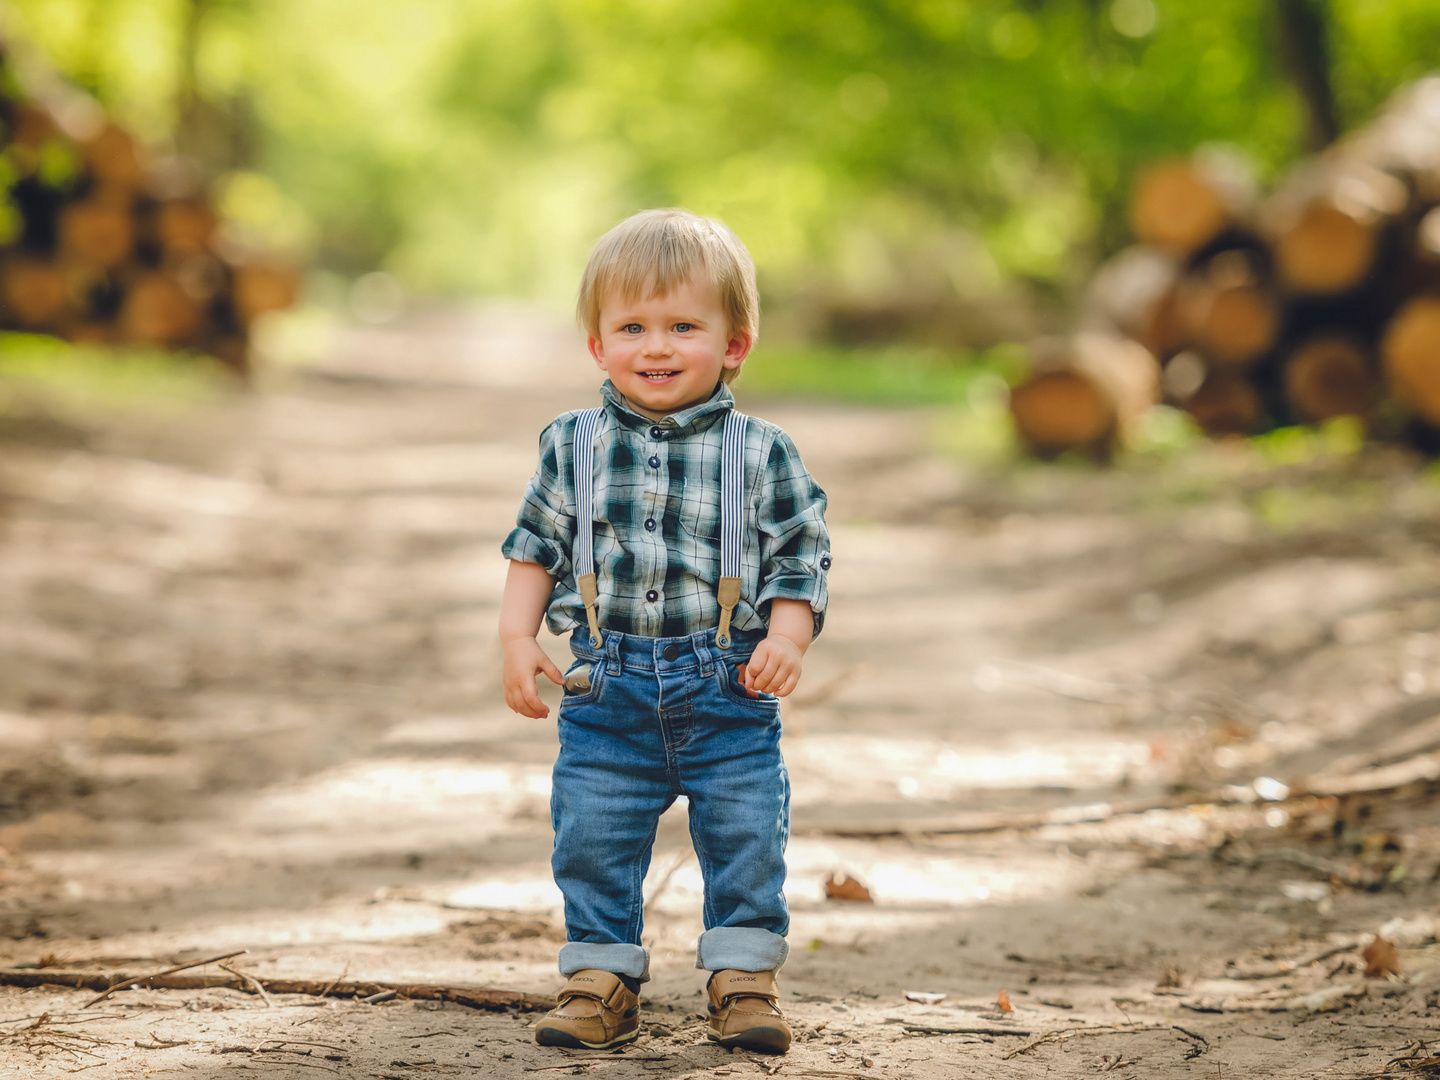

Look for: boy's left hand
[741,634,804,698]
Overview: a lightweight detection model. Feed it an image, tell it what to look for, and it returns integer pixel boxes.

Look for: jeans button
[646,590,658,602]
[662,643,680,661]
[644,518,657,531]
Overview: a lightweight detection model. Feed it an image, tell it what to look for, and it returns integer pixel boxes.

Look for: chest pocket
[675,471,721,542]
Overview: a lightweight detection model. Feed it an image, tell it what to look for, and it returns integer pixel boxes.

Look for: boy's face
[588,276,752,415]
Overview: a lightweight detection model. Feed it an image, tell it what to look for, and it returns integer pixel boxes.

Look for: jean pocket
[561,658,604,705]
[715,659,779,712]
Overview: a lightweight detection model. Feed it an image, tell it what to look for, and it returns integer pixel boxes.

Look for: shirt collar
[599,379,734,434]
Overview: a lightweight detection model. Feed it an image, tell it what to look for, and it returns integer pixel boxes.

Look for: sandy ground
[0,304,1437,1078]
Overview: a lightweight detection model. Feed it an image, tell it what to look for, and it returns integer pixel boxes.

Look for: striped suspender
[715,410,748,649]
[572,408,605,647]
[571,406,747,649]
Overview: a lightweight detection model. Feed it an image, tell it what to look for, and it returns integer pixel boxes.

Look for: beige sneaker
[706,969,792,1054]
[534,969,640,1050]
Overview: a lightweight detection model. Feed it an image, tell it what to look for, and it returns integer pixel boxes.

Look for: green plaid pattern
[503,380,831,639]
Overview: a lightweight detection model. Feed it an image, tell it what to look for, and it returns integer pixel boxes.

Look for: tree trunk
[1273,0,1339,151]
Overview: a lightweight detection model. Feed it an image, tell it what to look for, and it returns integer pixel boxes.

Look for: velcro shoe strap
[558,969,626,1010]
[713,969,778,1006]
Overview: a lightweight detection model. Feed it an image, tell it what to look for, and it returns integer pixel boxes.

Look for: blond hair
[577,209,759,384]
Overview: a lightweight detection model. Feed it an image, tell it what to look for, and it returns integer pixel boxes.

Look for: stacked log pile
[0,51,297,374]
[1010,76,1440,456]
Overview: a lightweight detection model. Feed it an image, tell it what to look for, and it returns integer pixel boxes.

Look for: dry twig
[1002,1023,1174,1060]
[0,966,552,1012]
[903,1022,1034,1036]
[220,962,273,1007]
[81,949,248,1008]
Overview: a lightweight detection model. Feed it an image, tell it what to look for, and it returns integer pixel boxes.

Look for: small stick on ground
[82,950,248,1008]
[1003,1023,1174,1059]
[523,1057,670,1071]
[134,1035,188,1049]
[220,963,273,1007]
[0,968,553,1012]
[904,1022,1035,1036]
[318,963,349,998]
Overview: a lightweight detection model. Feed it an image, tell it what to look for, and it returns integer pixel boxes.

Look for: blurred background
[2,3,1440,1076]
[1,0,1438,393]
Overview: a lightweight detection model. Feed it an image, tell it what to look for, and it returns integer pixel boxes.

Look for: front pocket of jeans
[715,661,779,711]
[560,658,604,705]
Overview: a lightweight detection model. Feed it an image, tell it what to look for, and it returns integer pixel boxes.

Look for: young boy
[499,209,830,1054]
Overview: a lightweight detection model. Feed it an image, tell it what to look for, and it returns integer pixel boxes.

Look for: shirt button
[646,589,659,602]
[662,643,680,661]
[650,426,663,439]
[645,518,657,531]
[648,455,660,469]
[820,556,832,570]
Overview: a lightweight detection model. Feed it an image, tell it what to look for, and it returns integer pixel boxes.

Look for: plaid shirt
[503,380,830,639]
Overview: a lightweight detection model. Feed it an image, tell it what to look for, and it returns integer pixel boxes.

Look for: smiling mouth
[641,371,678,380]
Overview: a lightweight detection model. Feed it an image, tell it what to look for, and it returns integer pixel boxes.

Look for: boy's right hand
[502,637,565,719]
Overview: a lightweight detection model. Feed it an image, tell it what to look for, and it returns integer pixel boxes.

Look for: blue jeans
[551,626,790,982]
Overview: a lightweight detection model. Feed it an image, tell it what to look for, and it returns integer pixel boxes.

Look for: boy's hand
[503,637,564,719]
[741,634,804,698]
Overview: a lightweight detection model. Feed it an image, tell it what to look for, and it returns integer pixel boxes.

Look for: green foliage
[7,0,1440,321]
[739,343,1021,404]
[0,333,226,419]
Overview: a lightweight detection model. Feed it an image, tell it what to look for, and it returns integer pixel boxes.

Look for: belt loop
[694,629,714,677]
[606,632,623,676]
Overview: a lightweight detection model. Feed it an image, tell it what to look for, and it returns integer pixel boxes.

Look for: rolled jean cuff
[558,942,650,982]
[695,927,788,972]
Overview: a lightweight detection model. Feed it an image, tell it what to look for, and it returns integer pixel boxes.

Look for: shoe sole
[707,1027,791,1054]
[535,1025,640,1051]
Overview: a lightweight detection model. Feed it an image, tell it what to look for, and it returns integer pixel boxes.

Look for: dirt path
[0,305,1436,1078]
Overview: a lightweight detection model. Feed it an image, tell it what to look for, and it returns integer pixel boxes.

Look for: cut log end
[60,199,135,268]
[233,264,300,322]
[1188,282,1279,367]
[121,274,203,346]
[1383,295,1440,424]
[1274,202,1378,294]
[1010,334,1160,454]
[2,260,69,327]
[1130,159,1231,257]
[1010,370,1115,453]
[1184,370,1262,436]
[1284,336,1379,422]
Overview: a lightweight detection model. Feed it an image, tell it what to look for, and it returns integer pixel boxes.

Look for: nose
[642,329,672,357]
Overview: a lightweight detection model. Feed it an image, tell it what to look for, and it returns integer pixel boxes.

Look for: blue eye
[674,322,693,332]
[623,323,642,334]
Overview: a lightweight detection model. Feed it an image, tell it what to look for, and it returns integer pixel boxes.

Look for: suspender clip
[578,573,603,648]
[715,576,741,648]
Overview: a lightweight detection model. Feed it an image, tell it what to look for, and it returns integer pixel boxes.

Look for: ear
[721,330,754,372]
[587,334,608,372]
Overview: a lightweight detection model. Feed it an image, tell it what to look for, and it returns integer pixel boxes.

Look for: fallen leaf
[996,989,1013,1013]
[1362,935,1401,978]
[824,872,873,903]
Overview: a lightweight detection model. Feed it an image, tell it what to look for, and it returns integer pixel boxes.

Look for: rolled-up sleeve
[754,430,830,637]
[501,418,575,579]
